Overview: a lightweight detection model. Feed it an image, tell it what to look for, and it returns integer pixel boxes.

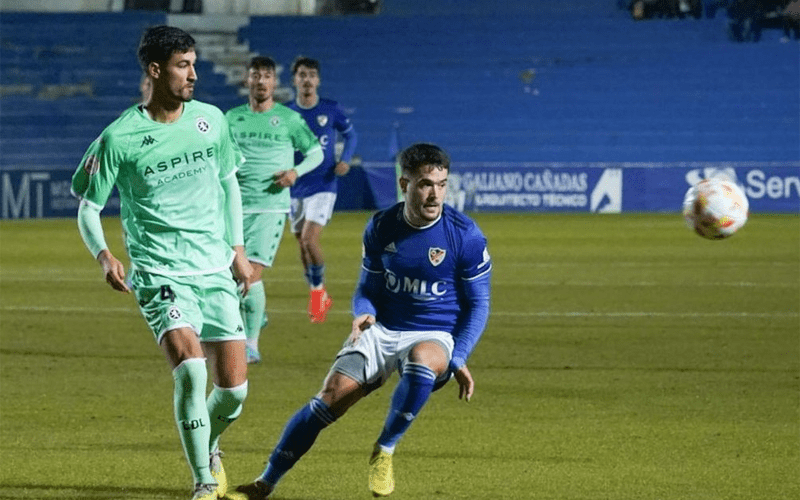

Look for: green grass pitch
[1,212,798,499]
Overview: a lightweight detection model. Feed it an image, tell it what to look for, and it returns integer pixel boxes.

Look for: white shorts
[289,191,337,233]
[333,322,454,391]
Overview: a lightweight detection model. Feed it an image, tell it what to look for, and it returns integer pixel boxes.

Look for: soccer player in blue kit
[234,143,492,498]
[287,56,358,323]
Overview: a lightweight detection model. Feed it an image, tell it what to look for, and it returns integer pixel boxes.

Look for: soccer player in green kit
[71,26,254,500]
[226,56,323,364]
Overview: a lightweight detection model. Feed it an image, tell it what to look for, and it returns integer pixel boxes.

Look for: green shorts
[243,212,287,267]
[131,269,245,344]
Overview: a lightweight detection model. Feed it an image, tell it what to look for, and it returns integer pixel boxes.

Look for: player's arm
[73,133,129,292]
[220,171,254,293]
[77,199,129,293]
[349,217,383,342]
[450,238,493,374]
[348,267,380,345]
[274,115,323,187]
[450,272,491,373]
[449,273,490,403]
[273,144,322,188]
[334,111,357,176]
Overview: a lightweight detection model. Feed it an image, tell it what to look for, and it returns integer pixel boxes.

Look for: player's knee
[408,342,449,376]
[225,380,248,406]
[319,372,364,418]
[172,358,207,393]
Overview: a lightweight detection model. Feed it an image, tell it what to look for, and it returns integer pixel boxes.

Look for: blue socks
[377,363,437,452]
[305,264,325,288]
[260,397,336,485]
[259,363,437,488]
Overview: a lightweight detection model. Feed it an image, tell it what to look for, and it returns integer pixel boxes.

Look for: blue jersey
[353,203,492,370]
[287,97,357,198]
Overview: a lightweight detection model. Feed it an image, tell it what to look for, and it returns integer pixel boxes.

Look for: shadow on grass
[0,483,183,500]
[0,484,324,500]
[0,348,154,361]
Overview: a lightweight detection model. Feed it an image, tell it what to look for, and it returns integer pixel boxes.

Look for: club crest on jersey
[316,115,328,127]
[270,116,281,127]
[196,117,210,133]
[428,247,446,266]
[82,154,100,176]
[168,306,182,320]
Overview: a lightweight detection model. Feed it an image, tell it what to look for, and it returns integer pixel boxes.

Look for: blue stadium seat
[1,4,798,173]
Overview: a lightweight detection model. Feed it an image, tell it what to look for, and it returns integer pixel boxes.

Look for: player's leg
[240,263,265,363]
[204,340,248,498]
[237,323,389,498]
[132,271,218,494]
[161,328,218,489]
[376,341,448,449]
[241,212,285,363]
[292,193,336,323]
[370,337,452,497]
[236,370,366,498]
[200,270,250,497]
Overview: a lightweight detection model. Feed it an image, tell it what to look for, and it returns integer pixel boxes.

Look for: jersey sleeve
[459,224,493,281]
[217,115,240,180]
[333,105,354,135]
[361,214,384,273]
[450,223,492,372]
[333,105,357,163]
[71,132,121,209]
[292,115,322,156]
[352,214,384,316]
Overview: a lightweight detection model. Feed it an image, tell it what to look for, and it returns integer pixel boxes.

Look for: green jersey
[71,101,240,276]
[226,103,320,213]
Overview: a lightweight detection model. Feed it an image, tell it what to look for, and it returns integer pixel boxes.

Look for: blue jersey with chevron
[287,97,355,198]
[355,203,492,364]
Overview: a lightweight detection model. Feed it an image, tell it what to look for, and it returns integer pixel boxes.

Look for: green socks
[173,358,214,485]
[241,280,266,350]
[207,381,249,452]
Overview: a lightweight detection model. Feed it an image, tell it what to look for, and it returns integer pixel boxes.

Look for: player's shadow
[0,483,183,499]
[0,484,328,500]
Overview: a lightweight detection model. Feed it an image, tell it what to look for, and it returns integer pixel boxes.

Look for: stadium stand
[238,5,798,164]
[0,11,241,170]
[1,1,798,196]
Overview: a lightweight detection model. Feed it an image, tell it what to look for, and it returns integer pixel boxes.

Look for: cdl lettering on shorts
[384,269,446,298]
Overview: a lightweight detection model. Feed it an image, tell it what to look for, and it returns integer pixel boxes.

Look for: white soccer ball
[682,178,749,240]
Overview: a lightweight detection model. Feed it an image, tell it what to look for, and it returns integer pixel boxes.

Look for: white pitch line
[1,305,796,319]
[492,311,799,318]
[1,276,796,288]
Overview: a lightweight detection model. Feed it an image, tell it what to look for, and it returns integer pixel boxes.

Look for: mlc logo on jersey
[196,117,210,133]
[428,247,446,266]
[384,269,447,298]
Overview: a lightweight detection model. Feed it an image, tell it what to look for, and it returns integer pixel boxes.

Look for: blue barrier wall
[4,161,797,219]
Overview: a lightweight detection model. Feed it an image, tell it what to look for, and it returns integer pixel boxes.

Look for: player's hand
[273,169,298,188]
[454,365,474,402]
[97,249,130,293]
[231,246,254,296]
[347,314,375,345]
[334,161,350,176]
